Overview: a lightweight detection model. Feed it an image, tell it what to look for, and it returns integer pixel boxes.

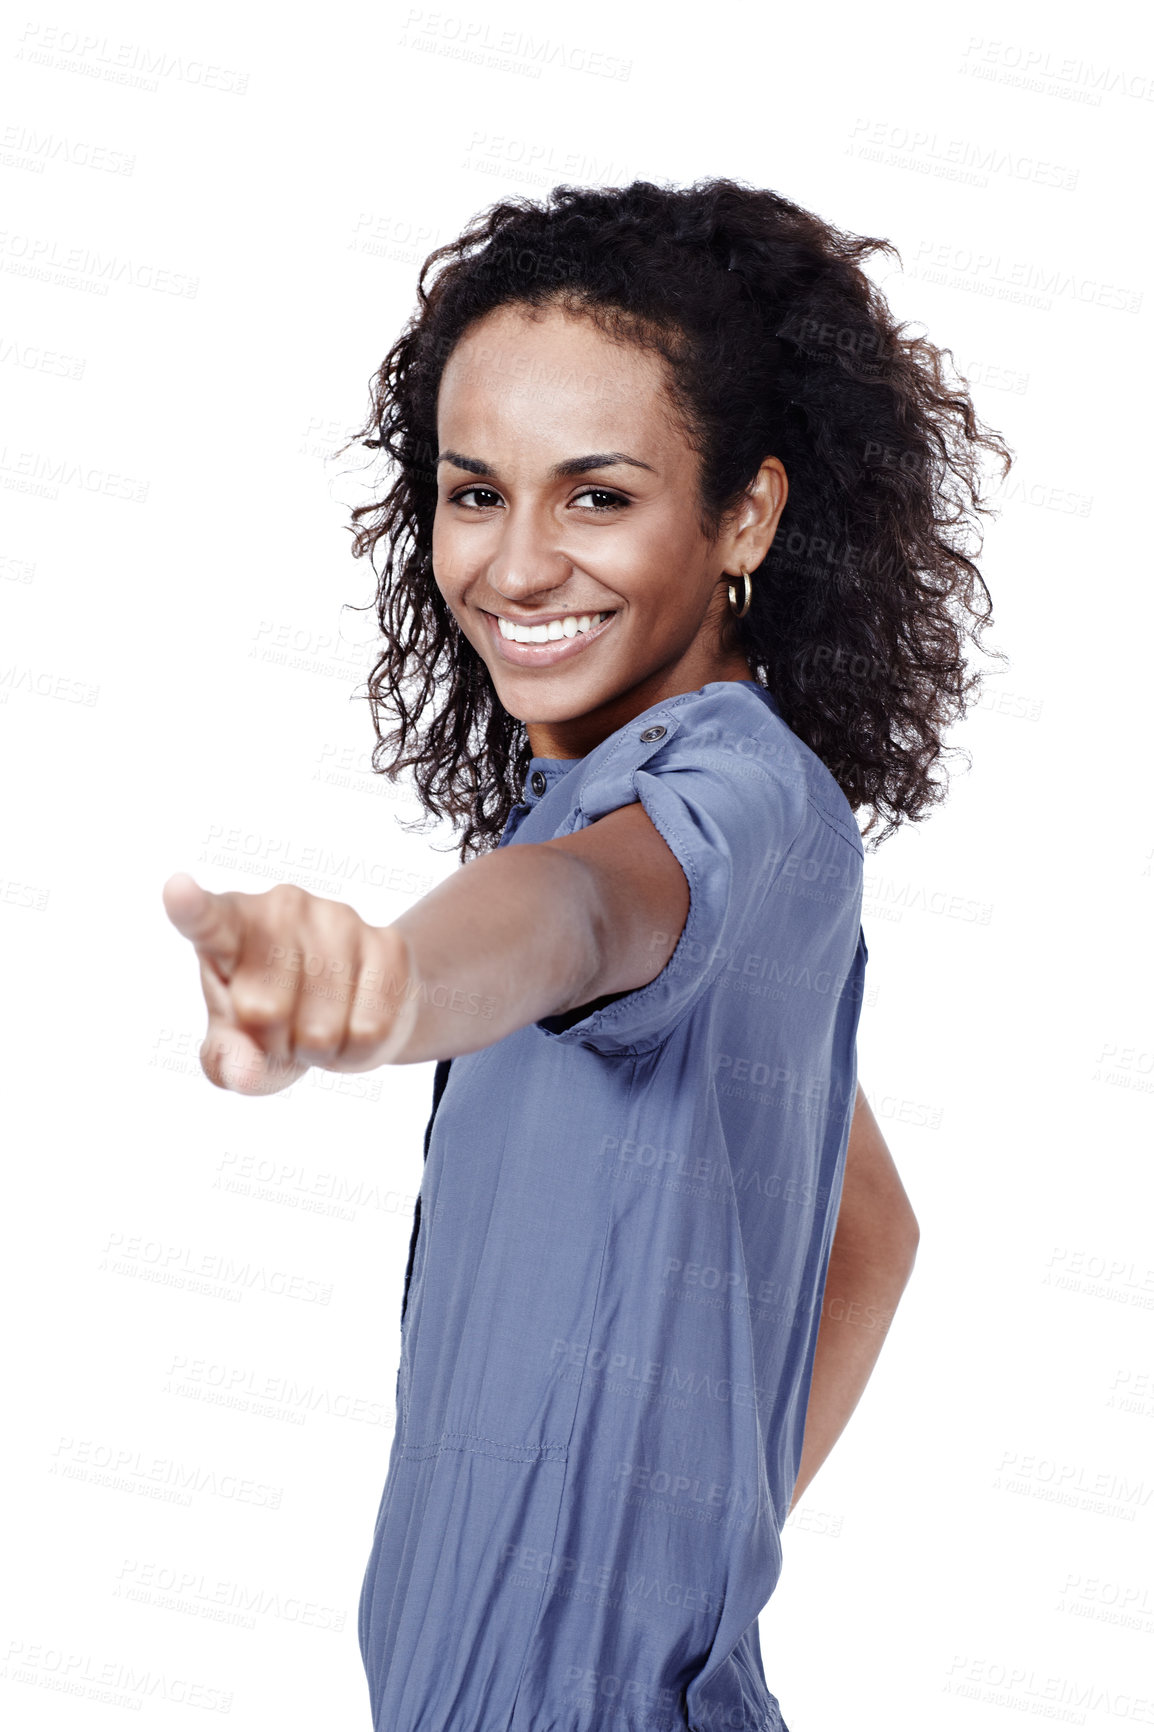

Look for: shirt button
[639,724,667,743]
[530,770,547,796]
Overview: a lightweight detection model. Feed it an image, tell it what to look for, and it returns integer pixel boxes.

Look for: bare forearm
[788,1228,918,1513]
[382,844,603,1064]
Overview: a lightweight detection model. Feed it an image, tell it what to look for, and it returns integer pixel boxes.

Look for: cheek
[432,510,489,589]
[429,544,479,637]
[624,554,697,618]
[431,515,463,592]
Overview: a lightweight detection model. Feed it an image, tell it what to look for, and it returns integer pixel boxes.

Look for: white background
[2,0,1152,1727]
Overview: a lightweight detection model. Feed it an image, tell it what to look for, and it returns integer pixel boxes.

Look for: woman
[164,177,1010,1732]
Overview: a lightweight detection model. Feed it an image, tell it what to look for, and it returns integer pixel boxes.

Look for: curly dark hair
[338,176,1012,861]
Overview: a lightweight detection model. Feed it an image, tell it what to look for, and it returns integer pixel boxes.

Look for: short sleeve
[534,689,809,1057]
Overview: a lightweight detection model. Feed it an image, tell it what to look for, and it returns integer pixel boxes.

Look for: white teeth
[497,611,611,644]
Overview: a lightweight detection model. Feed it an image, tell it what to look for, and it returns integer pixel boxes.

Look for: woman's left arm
[787,1084,920,1512]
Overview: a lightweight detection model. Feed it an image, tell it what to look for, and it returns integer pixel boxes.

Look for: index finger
[162,872,245,982]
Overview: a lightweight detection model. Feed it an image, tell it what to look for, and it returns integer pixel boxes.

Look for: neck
[525,655,755,761]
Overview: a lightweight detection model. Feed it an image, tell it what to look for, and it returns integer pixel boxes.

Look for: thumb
[162,872,244,981]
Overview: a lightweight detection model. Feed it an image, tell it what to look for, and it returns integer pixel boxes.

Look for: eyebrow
[437,449,656,480]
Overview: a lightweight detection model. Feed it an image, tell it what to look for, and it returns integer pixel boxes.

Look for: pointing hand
[161,873,417,1094]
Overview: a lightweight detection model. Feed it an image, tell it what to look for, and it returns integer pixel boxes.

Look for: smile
[498,610,612,643]
[483,608,618,667]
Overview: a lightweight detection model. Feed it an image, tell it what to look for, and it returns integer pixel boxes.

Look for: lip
[481,608,619,668]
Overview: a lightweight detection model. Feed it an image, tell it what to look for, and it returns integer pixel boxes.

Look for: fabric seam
[803,789,863,854]
[555,762,808,1054]
[399,1430,568,1464]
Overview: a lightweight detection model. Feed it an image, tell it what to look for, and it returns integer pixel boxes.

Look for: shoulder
[581,679,861,847]
[654,678,805,781]
[553,680,862,864]
[561,680,802,843]
[678,680,864,857]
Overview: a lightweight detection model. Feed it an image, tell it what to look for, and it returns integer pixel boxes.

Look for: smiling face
[432,300,787,760]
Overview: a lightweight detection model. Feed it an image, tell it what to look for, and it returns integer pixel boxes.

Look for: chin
[489,682,591,722]
[490,667,611,721]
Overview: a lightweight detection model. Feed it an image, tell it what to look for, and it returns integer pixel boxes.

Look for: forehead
[437,302,680,452]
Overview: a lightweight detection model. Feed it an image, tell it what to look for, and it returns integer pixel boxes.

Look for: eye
[447,486,630,513]
[572,487,629,513]
[450,486,502,510]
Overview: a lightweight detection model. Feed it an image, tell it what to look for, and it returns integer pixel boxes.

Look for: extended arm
[788,1084,919,1512]
[383,799,691,1065]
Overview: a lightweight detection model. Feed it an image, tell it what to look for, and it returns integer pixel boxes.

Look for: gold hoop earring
[727,567,752,619]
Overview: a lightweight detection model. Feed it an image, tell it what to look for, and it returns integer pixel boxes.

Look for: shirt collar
[520,755,580,808]
[739,676,782,719]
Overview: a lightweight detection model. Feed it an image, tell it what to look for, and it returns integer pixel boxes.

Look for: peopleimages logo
[847,117,1079,191]
[15,22,250,95]
[396,10,632,81]
[906,239,1142,314]
[959,36,1154,105]
[0,229,198,297]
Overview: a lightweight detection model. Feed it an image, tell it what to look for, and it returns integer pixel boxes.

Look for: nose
[486,499,572,606]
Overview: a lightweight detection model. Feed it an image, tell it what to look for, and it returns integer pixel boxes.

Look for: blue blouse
[359,678,868,1732]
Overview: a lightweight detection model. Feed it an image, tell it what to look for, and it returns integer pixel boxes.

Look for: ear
[721,457,789,575]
